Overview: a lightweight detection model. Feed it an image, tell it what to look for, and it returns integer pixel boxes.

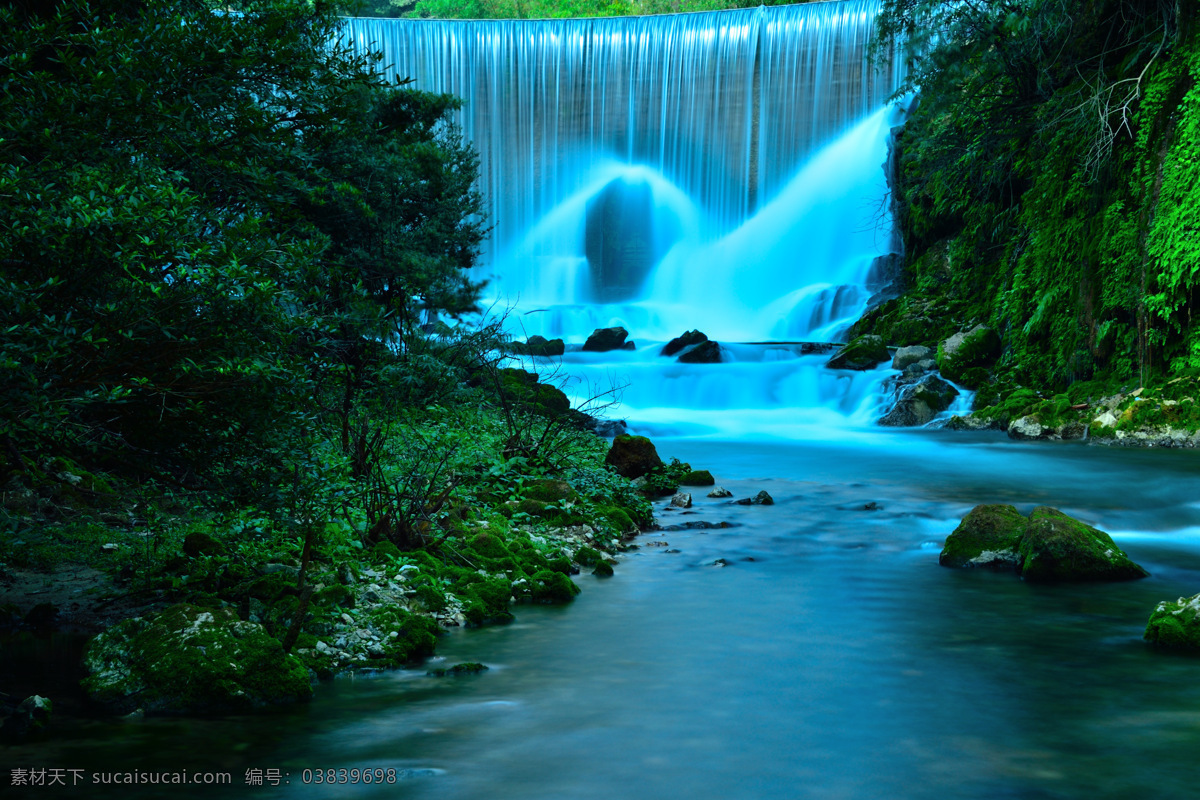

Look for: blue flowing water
[15,432,1200,799]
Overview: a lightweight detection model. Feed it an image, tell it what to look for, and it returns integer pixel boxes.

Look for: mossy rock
[605,434,663,479]
[497,368,571,417]
[591,561,614,578]
[574,545,604,566]
[510,335,565,357]
[826,335,889,371]
[939,504,1028,569]
[372,541,402,562]
[1144,594,1200,651]
[597,505,635,534]
[938,325,1000,385]
[1017,506,1149,582]
[82,604,312,715]
[469,532,511,560]
[182,531,222,558]
[529,570,580,603]
[524,479,577,503]
[679,469,715,486]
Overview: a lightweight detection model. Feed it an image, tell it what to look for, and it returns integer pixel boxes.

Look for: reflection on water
[12,432,1200,800]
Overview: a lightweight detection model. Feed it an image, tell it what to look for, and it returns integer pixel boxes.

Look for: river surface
[13,430,1200,799]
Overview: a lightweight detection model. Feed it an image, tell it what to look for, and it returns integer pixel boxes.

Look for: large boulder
[938,324,1000,384]
[826,335,890,371]
[604,435,664,479]
[939,504,1027,569]
[82,604,312,715]
[1144,594,1200,651]
[1018,506,1149,582]
[0,695,52,739]
[878,374,959,427]
[940,505,1149,581]
[892,345,933,371]
[662,330,708,357]
[583,327,634,352]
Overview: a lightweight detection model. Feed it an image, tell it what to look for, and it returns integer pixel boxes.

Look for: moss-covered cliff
[867,1,1199,408]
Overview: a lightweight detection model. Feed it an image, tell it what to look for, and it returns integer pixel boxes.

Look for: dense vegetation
[0,0,663,695]
[864,0,1200,411]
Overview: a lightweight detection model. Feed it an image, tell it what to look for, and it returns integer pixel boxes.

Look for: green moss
[574,545,603,566]
[523,479,577,503]
[1018,507,1149,582]
[679,470,715,486]
[314,584,354,609]
[591,561,614,578]
[939,504,1027,569]
[469,532,510,560]
[1145,594,1200,650]
[529,569,580,603]
[82,604,312,715]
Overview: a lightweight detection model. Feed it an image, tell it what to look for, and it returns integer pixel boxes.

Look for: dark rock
[605,435,664,479]
[511,335,565,357]
[183,531,222,558]
[827,335,889,371]
[863,502,879,511]
[497,368,571,417]
[662,330,708,356]
[659,520,737,531]
[82,604,312,715]
[734,490,774,506]
[523,479,577,504]
[680,470,715,486]
[591,561,615,577]
[878,374,960,427]
[583,326,631,352]
[24,603,58,630]
[892,345,933,371]
[707,486,733,498]
[0,695,52,740]
[1018,506,1149,582]
[938,325,1000,385]
[799,342,839,355]
[428,662,489,677]
[1144,593,1200,651]
[710,558,729,567]
[677,340,723,364]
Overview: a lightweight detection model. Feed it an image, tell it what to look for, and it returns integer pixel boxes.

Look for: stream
[12,430,1200,799]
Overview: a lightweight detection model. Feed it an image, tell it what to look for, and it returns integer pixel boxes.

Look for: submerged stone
[1144,594,1200,651]
[707,486,733,498]
[677,340,723,364]
[878,374,959,427]
[681,469,716,486]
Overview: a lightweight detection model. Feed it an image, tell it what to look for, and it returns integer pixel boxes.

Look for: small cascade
[343,2,917,433]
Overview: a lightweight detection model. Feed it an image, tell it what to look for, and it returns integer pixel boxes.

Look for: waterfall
[342,3,917,435]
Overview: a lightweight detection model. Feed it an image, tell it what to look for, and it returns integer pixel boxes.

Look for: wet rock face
[604,434,664,479]
[82,604,312,715]
[878,374,960,427]
[892,345,933,371]
[940,504,1149,582]
[677,340,723,364]
[662,330,708,357]
[826,335,890,371]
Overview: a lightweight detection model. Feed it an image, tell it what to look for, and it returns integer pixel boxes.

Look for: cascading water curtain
[341,2,903,341]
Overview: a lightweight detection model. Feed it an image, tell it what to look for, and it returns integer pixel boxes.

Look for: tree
[0,0,487,486]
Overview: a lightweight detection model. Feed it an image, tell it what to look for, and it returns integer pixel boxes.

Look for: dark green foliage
[0,0,484,489]
[877,0,1198,397]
